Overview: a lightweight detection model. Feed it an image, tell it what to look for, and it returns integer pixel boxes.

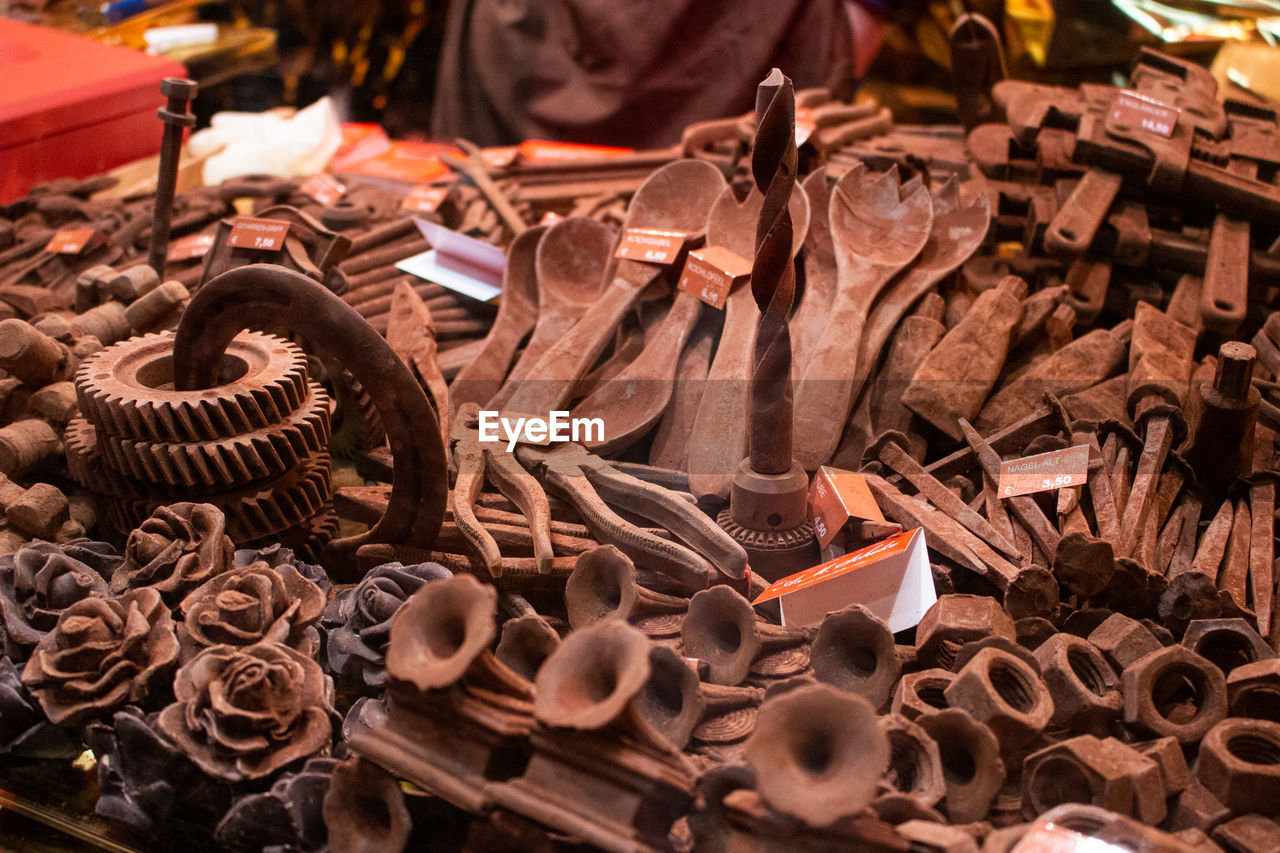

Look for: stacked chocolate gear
[65,330,335,555]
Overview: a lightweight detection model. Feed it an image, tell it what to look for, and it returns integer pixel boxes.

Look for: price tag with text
[45,229,96,254]
[615,228,688,265]
[228,217,290,251]
[1109,90,1179,138]
[299,173,346,205]
[677,246,752,309]
[402,185,449,213]
[808,465,885,548]
[166,233,215,261]
[999,444,1090,499]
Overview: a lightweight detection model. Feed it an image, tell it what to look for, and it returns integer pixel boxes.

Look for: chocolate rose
[177,562,325,662]
[112,503,234,606]
[86,706,211,836]
[235,543,331,596]
[322,561,451,686]
[157,642,335,782]
[21,587,179,728]
[215,756,340,852]
[0,540,118,659]
[0,655,77,757]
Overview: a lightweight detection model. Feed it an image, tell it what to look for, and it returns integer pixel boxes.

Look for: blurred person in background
[430,0,896,147]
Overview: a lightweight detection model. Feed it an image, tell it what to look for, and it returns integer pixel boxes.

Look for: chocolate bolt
[1186,342,1260,499]
[147,78,198,276]
[0,319,67,386]
[719,68,817,581]
[0,419,60,476]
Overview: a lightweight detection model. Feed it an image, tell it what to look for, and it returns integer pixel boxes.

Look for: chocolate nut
[1227,658,1280,722]
[915,708,1004,825]
[915,594,1016,670]
[1121,645,1227,743]
[1181,618,1274,677]
[1088,612,1162,672]
[1021,735,1166,824]
[1165,781,1232,834]
[1212,814,1280,853]
[944,647,1053,749]
[1132,736,1192,799]
[877,713,945,808]
[1033,633,1121,735]
[1196,717,1280,816]
[891,669,955,721]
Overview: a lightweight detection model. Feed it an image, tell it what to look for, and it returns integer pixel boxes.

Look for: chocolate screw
[146,78,198,277]
[1186,342,1260,499]
[718,68,817,580]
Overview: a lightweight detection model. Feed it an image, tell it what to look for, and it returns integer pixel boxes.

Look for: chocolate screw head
[146,77,198,278]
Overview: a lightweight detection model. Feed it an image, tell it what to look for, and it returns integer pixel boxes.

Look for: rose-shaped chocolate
[0,655,77,757]
[235,543,331,596]
[21,587,179,728]
[157,641,335,782]
[86,706,212,836]
[322,561,451,686]
[177,562,325,662]
[0,540,117,659]
[215,756,340,852]
[112,502,234,606]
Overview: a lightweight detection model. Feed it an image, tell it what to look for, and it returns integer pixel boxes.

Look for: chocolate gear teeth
[75,330,310,443]
[98,453,333,543]
[95,382,331,489]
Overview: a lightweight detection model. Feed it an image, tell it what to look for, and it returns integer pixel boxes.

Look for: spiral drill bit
[718,68,818,582]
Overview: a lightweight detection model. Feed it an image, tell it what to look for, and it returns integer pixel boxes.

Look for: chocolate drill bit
[717,68,817,581]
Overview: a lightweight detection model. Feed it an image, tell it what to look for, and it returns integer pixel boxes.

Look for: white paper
[396,219,507,302]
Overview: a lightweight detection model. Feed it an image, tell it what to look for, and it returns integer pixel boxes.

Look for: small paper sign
[809,466,886,548]
[227,217,290,251]
[795,107,817,146]
[401,185,449,213]
[518,140,635,161]
[299,173,346,205]
[999,444,1090,499]
[753,528,935,632]
[677,246,752,309]
[166,232,215,261]
[45,229,96,254]
[615,228,688,264]
[1109,90,1178,138]
[397,218,506,302]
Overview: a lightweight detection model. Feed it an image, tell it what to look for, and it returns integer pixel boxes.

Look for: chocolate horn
[495,613,562,683]
[635,645,705,749]
[681,586,812,685]
[811,604,902,710]
[743,683,890,826]
[385,573,497,690]
[534,619,654,732]
[565,545,688,630]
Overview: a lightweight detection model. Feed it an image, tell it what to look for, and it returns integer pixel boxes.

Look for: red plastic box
[0,19,186,202]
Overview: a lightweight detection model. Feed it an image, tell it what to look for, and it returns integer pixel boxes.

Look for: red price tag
[45,229,96,254]
[227,217,290,251]
[299,173,346,205]
[166,233,215,261]
[808,466,885,548]
[517,140,634,162]
[402,185,449,213]
[1109,90,1179,138]
[615,228,688,265]
[677,245,752,309]
[999,444,1091,499]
